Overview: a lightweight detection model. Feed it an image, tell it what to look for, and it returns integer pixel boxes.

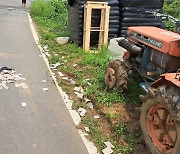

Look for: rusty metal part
[151,73,180,88]
[147,104,177,153]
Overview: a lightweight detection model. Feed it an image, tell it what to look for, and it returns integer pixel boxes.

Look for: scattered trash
[62,76,69,81]
[85,78,90,81]
[64,60,68,63]
[43,45,48,50]
[84,78,92,85]
[14,74,26,81]
[39,54,43,57]
[57,71,64,77]
[77,108,87,117]
[104,142,115,149]
[56,37,69,45]
[45,53,51,57]
[74,92,83,99]
[85,98,92,103]
[74,86,84,93]
[87,102,93,109]
[73,64,78,67]
[94,115,100,119]
[42,80,47,83]
[42,88,49,91]
[21,102,27,107]
[50,62,61,69]
[87,82,92,86]
[102,141,115,154]
[102,147,113,154]
[85,127,90,132]
[0,66,28,90]
[62,56,65,59]
[69,79,75,84]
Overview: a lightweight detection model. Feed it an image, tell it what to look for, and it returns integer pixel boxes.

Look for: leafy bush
[30,0,68,36]
[163,0,180,30]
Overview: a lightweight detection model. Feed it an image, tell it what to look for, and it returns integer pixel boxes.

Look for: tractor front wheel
[105,60,128,92]
[140,87,180,154]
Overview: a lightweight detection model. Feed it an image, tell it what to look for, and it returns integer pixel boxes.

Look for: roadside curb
[27,13,98,154]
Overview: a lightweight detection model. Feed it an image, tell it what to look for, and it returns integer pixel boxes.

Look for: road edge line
[27,13,98,154]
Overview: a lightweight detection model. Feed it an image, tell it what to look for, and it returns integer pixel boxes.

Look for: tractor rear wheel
[140,87,180,154]
[105,60,128,92]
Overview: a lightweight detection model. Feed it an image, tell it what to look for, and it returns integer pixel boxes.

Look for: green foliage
[82,118,106,150]
[113,123,135,153]
[125,79,145,104]
[49,55,59,64]
[30,0,68,36]
[30,0,54,18]
[163,0,180,30]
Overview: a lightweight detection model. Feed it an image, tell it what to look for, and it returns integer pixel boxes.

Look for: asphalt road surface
[0,0,88,153]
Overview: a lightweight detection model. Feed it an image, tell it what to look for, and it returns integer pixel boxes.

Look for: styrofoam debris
[104,142,115,149]
[0,66,27,90]
[74,91,83,99]
[56,37,69,45]
[87,82,92,86]
[87,102,93,109]
[69,79,75,84]
[73,64,77,67]
[74,86,84,93]
[64,60,67,63]
[43,45,48,50]
[62,76,69,80]
[62,56,64,59]
[94,115,100,119]
[39,54,43,57]
[42,88,49,91]
[45,53,51,57]
[85,127,90,132]
[50,62,61,69]
[21,102,27,107]
[85,98,92,103]
[43,80,47,83]
[77,108,87,117]
[57,72,64,77]
[102,147,113,154]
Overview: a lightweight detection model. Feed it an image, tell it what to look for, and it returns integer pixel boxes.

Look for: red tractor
[105,14,180,153]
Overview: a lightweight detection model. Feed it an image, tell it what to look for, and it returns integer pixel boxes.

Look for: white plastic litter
[77,108,87,117]
[21,102,27,107]
[42,88,49,91]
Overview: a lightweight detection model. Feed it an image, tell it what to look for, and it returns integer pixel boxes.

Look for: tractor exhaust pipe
[117,39,142,53]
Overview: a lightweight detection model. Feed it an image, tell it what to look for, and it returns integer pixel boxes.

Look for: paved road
[0,0,88,154]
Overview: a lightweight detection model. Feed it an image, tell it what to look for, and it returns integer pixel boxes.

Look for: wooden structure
[83,1,110,50]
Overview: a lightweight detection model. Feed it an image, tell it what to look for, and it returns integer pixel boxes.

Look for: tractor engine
[118,26,180,81]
